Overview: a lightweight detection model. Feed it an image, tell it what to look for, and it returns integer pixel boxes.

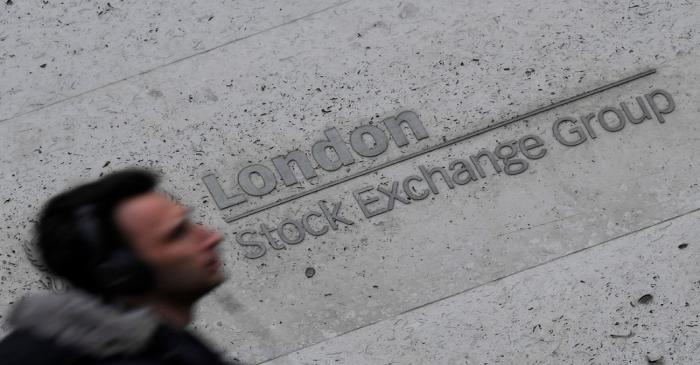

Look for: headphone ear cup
[94,249,153,294]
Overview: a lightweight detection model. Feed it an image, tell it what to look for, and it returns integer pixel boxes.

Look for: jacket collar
[9,290,159,357]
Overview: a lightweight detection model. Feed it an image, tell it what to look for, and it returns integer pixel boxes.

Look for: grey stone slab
[0,0,343,121]
[0,0,698,364]
[196,60,698,363]
[262,207,700,365]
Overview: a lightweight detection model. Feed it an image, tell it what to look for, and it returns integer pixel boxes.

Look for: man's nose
[198,224,222,250]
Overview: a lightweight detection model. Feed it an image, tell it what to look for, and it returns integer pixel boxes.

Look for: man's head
[35,169,224,300]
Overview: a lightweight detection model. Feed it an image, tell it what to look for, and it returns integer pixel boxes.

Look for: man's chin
[210,273,226,289]
[170,275,226,300]
[202,273,226,293]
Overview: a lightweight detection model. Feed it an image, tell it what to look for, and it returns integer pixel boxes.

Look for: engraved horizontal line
[259,205,700,364]
[225,68,656,223]
[0,0,355,124]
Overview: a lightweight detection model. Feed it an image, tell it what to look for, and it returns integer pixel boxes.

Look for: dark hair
[35,169,158,294]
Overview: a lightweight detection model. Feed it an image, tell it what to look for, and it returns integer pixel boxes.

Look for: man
[0,169,241,364]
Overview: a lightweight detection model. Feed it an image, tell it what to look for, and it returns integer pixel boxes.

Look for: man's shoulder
[0,329,83,365]
[0,329,195,365]
[1,290,238,365]
[2,290,163,363]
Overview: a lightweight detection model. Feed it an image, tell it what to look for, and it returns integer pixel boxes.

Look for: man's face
[114,192,225,299]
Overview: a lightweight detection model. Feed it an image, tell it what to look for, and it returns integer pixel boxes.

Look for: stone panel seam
[258,205,700,364]
[0,0,355,124]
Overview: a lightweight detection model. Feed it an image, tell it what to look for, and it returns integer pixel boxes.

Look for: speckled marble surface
[263,207,700,365]
[0,0,699,364]
[0,0,343,121]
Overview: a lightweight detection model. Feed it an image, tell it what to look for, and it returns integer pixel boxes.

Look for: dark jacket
[0,291,239,365]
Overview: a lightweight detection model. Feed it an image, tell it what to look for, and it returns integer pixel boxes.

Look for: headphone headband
[74,205,105,263]
[73,204,153,294]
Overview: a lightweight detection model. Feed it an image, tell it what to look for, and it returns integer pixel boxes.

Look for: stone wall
[1,1,698,364]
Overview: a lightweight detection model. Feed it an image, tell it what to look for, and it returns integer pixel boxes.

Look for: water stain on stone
[203,88,219,102]
[213,291,242,315]
[399,3,419,19]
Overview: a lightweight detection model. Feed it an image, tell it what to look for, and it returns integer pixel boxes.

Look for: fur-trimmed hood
[8,290,159,358]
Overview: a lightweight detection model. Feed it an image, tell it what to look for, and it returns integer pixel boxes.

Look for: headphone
[74,205,154,294]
